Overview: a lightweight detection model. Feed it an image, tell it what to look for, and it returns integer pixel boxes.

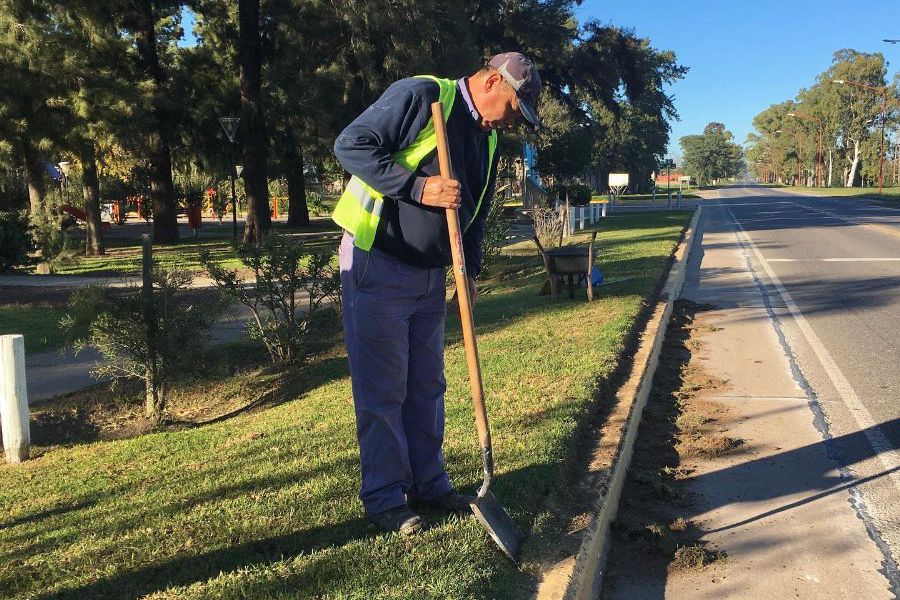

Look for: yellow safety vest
[332,75,498,251]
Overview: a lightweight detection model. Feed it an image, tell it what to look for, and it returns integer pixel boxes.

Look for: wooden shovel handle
[431,101,492,453]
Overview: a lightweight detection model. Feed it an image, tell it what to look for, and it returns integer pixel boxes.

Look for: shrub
[568,183,593,206]
[201,233,340,365]
[531,207,565,250]
[63,268,221,424]
[0,210,33,271]
[29,212,79,273]
[478,196,512,277]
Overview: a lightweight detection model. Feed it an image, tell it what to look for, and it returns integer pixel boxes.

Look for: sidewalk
[24,306,253,403]
[604,204,893,598]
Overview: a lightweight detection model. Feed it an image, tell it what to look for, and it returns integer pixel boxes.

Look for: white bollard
[569,210,576,235]
[1,334,30,463]
[602,202,608,217]
[579,206,587,229]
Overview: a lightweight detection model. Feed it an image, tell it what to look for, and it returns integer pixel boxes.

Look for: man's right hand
[420,176,461,209]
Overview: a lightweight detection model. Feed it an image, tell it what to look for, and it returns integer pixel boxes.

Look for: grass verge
[764,184,900,202]
[1,211,690,600]
[0,304,86,354]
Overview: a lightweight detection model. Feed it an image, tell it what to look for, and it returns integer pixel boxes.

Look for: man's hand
[421,176,461,209]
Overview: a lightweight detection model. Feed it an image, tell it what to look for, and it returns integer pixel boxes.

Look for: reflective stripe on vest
[332,75,498,250]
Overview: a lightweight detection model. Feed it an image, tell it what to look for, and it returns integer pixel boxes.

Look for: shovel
[431,101,523,563]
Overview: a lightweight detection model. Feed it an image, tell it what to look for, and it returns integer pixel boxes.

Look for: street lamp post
[834,79,888,194]
[787,112,823,187]
[218,116,240,239]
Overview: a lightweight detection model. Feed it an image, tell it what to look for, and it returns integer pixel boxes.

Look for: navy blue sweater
[333,77,499,277]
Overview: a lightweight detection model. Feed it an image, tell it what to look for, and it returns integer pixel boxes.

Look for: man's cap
[488,51,541,129]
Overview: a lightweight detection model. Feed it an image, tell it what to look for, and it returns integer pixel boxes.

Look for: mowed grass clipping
[0,211,690,600]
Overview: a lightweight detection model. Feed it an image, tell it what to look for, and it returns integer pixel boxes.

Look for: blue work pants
[339,233,452,515]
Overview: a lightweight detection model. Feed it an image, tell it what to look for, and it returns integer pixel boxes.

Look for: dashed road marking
[725,206,900,492]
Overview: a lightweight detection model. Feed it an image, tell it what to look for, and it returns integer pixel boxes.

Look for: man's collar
[457,78,482,124]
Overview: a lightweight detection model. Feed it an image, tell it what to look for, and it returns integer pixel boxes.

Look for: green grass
[0,305,85,353]
[767,184,900,201]
[57,224,342,277]
[591,192,700,205]
[0,211,690,599]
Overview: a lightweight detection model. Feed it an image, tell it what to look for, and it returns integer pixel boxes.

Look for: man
[333,52,541,535]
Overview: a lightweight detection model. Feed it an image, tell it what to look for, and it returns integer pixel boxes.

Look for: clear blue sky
[575,0,900,159]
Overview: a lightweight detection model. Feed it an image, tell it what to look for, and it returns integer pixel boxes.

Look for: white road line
[788,201,900,240]
[725,206,900,491]
[767,258,900,262]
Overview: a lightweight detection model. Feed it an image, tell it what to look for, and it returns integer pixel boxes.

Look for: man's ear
[484,71,503,93]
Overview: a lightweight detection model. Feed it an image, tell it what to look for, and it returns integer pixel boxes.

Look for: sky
[574,0,900,159]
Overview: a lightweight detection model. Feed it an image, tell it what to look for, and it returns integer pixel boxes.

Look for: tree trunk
[827,149,833,188]
[846,139,860,188]
[145,373,165,424]
[239,0,271,244]
[286,138,310,227]
[80,143,105,256]
[134,0,179,244]
[23,147,46,218]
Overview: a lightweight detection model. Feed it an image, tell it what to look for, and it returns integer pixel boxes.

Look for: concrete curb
[536,206,703,600]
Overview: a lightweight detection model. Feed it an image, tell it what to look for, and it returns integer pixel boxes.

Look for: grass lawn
[0,305,86,354]
[592,192,700,206]
[767,184,900,202]
[57,223,341,277]
[0,211,690,599]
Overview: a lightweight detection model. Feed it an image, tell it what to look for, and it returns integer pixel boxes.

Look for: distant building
[655,171,691,186]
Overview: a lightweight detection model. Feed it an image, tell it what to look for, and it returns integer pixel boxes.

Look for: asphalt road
[705,184,900,575]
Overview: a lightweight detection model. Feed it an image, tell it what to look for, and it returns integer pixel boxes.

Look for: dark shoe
[368,504,425,536]
[418,490,475,514]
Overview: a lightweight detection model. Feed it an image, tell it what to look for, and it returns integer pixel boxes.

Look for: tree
[121,0,183,243]
[236,0,271,243]
[680,122,743,185]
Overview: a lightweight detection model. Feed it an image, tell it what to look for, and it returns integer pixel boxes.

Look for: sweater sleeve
[333,78,438,202]
[462,151,500,279]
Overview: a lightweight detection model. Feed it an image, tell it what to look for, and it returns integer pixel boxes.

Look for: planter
[187,205,202,229]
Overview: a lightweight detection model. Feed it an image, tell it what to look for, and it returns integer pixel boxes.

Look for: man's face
[476,72,525,132]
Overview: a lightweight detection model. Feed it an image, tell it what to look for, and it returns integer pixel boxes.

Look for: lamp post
[834,79,888,194]
[219,116,240,239]
[787,112,823,187]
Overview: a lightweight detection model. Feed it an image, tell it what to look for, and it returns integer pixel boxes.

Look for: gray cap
[488,51,542,129]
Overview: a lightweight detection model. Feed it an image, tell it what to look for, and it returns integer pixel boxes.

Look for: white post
[579,206,587,229]
[652,187,656,204]
[601,202,608,217]
[1,334,30,463]
[569,209,576,235]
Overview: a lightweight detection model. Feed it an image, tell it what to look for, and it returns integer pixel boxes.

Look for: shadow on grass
[35,463,555,600]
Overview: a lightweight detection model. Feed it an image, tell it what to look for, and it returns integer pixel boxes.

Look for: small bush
[478,196,511,277]
[201,233,340,365]
[0,210,33,271]
[568,183,593,206]
[63,269,222,424]
[532,207,565,250]
[29,212,79,272]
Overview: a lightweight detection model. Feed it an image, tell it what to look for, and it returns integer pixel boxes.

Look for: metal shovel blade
[471,490,524,563]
